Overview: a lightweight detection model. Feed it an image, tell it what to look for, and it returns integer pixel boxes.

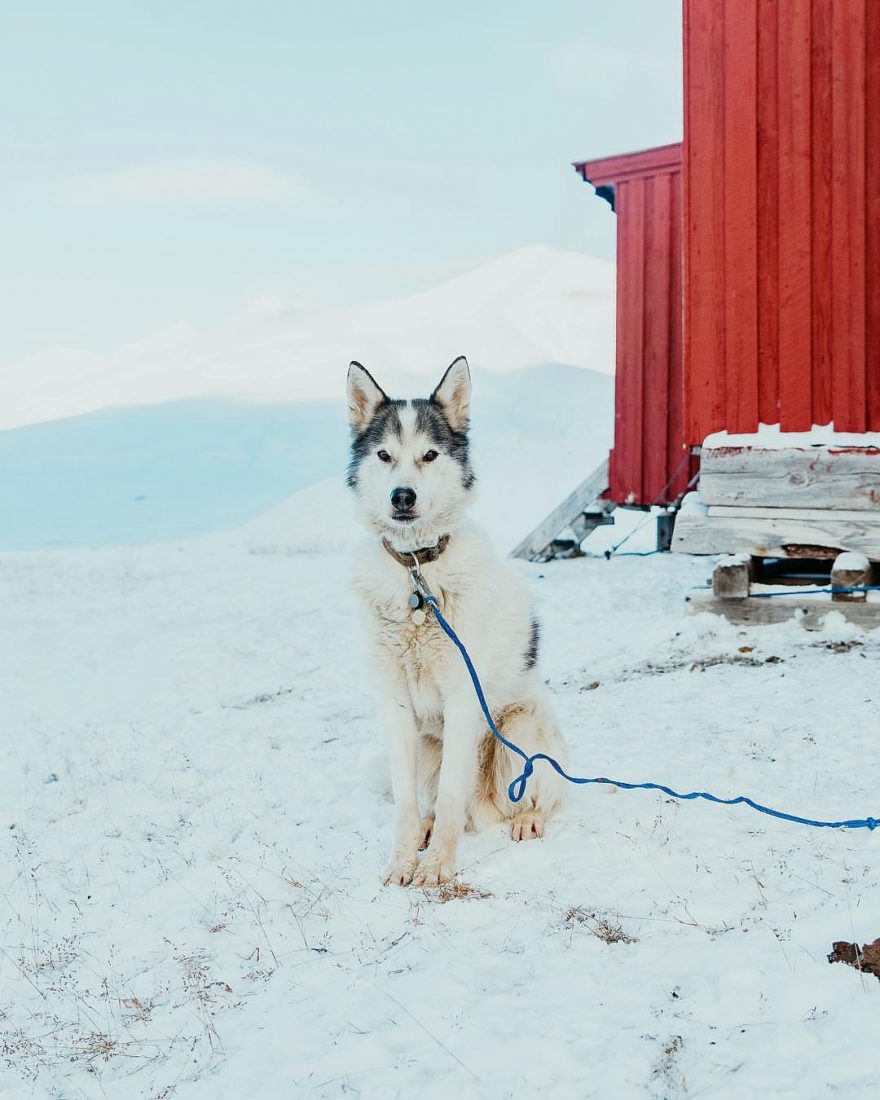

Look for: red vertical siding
[577,145,690,506]
[831,0,867,431]
[756,0,780,425]
[723,0,759,431]
[810,0,833,427]
[867,0,880,430]
[684,1,725,437]
[683,0,880,440]
[777,0,813,430]
[613,177,646,503]
[643,173,672,498]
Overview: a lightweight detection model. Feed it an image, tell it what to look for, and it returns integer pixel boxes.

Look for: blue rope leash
[425,595,878,832]
[748,585,880,598]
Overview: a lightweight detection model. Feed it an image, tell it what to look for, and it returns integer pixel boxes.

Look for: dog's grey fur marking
[346,400,404,487]
[413,398,475,489]
[524,617,540,670]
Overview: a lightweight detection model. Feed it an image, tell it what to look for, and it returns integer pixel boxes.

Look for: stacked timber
[673,440,880,627]
[674,444,880,560]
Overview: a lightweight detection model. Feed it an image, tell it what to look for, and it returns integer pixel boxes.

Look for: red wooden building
[576,0,880,508]
[574,143,691,506]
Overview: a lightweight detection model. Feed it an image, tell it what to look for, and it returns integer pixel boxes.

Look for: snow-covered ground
[3,519,879,1099]
[2,246,879,1097]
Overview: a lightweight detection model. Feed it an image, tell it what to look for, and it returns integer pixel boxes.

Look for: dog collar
[381,534,450,568]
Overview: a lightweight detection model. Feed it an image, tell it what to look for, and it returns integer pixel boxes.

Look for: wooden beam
[708,505,878,522]
[672,513,880,560]
[686,591,880,629]
[699,446,880,510]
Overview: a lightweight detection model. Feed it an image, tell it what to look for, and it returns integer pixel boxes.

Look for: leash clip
[408,559,434,603]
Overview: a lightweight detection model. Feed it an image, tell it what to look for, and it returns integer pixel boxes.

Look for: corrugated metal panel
[576,145,693,506]
[683,0,880,440]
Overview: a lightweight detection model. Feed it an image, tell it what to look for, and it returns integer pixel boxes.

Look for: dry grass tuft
[119,996,153,1023]
[424,881,493,904]
[564,906,637,944]
[75,1031,118,1065]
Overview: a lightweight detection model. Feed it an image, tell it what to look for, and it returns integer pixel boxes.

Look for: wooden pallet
[673,511,880,560]
[687,552,880,629]
[686,592,880,628]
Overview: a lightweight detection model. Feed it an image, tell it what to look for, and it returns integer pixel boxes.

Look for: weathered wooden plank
[686,591,880,630]
[708,505,880,522]
[510,458,611,562]
[672,513,880,560]
[700,445,880,476]
[570,511,614,541]
[699,447,880,509]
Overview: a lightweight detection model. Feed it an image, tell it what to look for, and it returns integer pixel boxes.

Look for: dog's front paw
[412,851,455,887]
[383,854,417,887]
[509,809,546,841]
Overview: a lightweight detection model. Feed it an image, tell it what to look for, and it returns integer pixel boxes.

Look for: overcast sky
[1,0,681,360]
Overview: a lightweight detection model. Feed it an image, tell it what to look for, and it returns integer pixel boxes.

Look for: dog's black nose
[391,487,417,512]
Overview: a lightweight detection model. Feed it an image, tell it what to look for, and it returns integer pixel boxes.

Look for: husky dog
[346,356,568,886]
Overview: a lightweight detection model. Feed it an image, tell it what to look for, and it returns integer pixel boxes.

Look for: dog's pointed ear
[347,362,388,432]
[431,356,471,432]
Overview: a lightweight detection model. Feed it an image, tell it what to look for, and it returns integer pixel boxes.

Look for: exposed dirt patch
[580,650,786,691]
[817,640,864,654]
[651,1035,685,1096]
[642,653,779,682]
[828,937,880,980]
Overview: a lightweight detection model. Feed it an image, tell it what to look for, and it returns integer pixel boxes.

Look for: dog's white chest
[376,608,449,718]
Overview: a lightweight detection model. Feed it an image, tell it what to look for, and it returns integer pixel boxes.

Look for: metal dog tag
[411,608,427,626]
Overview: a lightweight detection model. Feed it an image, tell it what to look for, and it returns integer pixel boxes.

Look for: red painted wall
[684,0,880,439]
[577,145,694,506]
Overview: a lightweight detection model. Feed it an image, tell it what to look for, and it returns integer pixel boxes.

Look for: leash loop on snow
[424,595,878,832]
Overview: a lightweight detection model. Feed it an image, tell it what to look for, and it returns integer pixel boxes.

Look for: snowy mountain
[0,244,614,432]
[0,364,615,551]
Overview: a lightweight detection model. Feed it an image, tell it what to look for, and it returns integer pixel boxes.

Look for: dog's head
[346,357,475,545]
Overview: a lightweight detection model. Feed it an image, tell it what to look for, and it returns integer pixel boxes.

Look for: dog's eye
[377,450,392,463]
[423,450,439,463]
